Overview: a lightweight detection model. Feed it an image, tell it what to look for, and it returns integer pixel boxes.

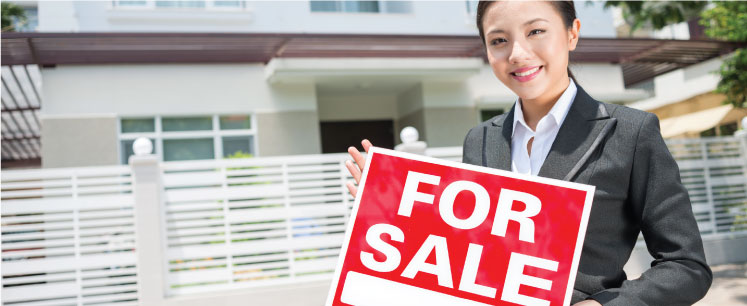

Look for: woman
[345,1,712,305]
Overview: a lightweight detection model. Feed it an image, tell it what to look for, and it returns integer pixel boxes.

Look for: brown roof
[3,32,745,87]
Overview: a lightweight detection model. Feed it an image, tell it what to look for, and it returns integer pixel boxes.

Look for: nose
[507,40,532,65]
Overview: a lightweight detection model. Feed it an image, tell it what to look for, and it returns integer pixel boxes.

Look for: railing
[1,136,745,305]
[667,136,747,237]
[1,166,138,305]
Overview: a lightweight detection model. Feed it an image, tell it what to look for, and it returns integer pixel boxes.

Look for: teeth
[514,66,540,77]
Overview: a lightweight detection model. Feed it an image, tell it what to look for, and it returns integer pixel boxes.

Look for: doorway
[320,120,395,153]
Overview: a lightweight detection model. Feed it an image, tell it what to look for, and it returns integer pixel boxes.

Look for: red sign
[326,147,595,306]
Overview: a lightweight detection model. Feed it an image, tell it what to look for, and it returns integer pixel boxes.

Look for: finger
[345,159,362,183]
[346,181,358,198]
[348,146,366,172]
[362,139,373,153]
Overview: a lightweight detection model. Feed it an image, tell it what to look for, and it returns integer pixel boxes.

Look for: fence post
[129,138,168,305]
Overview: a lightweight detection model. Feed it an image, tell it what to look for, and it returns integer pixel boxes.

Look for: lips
[510,65,543,82]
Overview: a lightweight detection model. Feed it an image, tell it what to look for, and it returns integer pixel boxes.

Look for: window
[112,0,245,10]
[310,1,412,14]
[119,115,256,164]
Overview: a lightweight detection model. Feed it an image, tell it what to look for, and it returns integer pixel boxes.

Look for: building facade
[2,1,743,168]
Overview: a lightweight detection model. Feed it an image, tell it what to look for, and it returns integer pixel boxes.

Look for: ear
[568,18,581,51]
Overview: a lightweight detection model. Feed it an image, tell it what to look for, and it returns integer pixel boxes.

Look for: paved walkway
[695,262,747,305]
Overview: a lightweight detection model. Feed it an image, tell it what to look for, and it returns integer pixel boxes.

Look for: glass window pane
[311,1,340,12]
[162,117,212,132]
[121,118,155,133]
[163,138,214,161]
[222,136,253,158]
[213,0,241,7]
[219,115,251,130]
[383,1,412,13]
[121,138,156,164]
[344,1,378,12]
[117,0,147,6]
[156,1,206,8]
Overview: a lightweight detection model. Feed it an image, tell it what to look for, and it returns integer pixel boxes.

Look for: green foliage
[1,2,27,32]
[700,1,747,41]
[604,1,708,33]
[604,0,746,108]
[700,1,747,108]
[711,49,747,108]
[224,150,253,159]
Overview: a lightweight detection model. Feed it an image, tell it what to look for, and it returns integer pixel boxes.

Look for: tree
[700,1,747,108]
[603,1,708,34]
[604,1,746,108]
[1,2,27,32]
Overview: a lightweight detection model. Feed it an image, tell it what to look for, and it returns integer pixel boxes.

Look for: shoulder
[464,113,504,138]
[599,101,660,136]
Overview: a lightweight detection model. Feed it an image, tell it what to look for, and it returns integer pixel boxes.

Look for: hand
[345,139,373,198]
[573,300,602,306]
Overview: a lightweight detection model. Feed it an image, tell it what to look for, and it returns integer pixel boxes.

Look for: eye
[529,29,545,36]
[490,38,507,46]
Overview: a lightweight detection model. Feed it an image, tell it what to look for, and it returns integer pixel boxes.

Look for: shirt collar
[512,77,577,136]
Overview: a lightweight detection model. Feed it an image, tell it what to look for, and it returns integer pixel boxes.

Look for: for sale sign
[326,147,595,306]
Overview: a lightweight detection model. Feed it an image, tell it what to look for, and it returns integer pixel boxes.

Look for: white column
[130,138,168,305]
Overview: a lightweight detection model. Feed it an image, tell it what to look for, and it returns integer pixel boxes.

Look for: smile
[510,66,543,82]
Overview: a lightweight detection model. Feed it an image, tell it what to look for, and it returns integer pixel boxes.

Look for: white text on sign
[360,171,559,306]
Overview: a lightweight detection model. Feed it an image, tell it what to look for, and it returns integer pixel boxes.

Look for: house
[1,0,743,169]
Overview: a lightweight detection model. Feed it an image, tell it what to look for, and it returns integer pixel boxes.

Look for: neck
[519,77,570,130]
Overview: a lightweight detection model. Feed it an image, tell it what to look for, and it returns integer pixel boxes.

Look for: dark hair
[475,0,578,84]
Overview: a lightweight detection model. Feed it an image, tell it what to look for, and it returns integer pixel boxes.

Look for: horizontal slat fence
[1,166,138,306]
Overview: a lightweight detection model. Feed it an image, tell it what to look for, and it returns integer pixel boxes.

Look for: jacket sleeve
[462,126,481,165]
[587,112,713,306]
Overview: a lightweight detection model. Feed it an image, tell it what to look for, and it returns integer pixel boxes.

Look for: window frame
[117,114,258,164]
[309,0,413,14]
[112,0,247,11]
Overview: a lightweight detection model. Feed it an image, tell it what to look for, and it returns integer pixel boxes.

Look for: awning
[659,104,747,138]
[2,33,745,87]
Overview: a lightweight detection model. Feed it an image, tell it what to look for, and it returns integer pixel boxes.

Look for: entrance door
[320,120,395,153]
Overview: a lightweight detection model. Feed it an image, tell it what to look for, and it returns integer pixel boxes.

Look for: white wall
[41,64,317,116]
[628,54,727,111]
[317,93,397,121]
[37,1,617,37]
[465,63,630,110]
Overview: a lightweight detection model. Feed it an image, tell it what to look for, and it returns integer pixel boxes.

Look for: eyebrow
[487,18,549,35]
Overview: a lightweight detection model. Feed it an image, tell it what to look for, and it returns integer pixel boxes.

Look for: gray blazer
[462,83,712,305]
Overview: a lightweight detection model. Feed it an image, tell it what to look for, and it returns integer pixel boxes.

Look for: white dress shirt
[511,77,577,176]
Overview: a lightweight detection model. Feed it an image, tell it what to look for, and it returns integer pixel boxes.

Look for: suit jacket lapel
[484,107,513,171]
[538,84,613,181]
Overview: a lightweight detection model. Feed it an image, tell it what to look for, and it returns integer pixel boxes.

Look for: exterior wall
[649,92,727,120]
[37,1,78,31]
[421,81,475,147]
[40,63,321,164]
[629,54,727,111]
[256,111,321,156]
[317,94,397,122]
[41,64,316,116]
[36,1,617,37]
[395,83,425,144]
[41,115,119,168]
[423,107,478,147]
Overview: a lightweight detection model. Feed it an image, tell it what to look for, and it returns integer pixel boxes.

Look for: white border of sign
[325,147,596,306]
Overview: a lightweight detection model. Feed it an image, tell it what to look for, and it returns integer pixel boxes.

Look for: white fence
[1,138,745,305]
[1,166,138,306]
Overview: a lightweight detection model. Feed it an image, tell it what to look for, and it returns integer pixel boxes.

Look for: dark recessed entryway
[320,120,395,153]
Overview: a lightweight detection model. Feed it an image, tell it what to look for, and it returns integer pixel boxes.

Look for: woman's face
[482,1,580,104]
